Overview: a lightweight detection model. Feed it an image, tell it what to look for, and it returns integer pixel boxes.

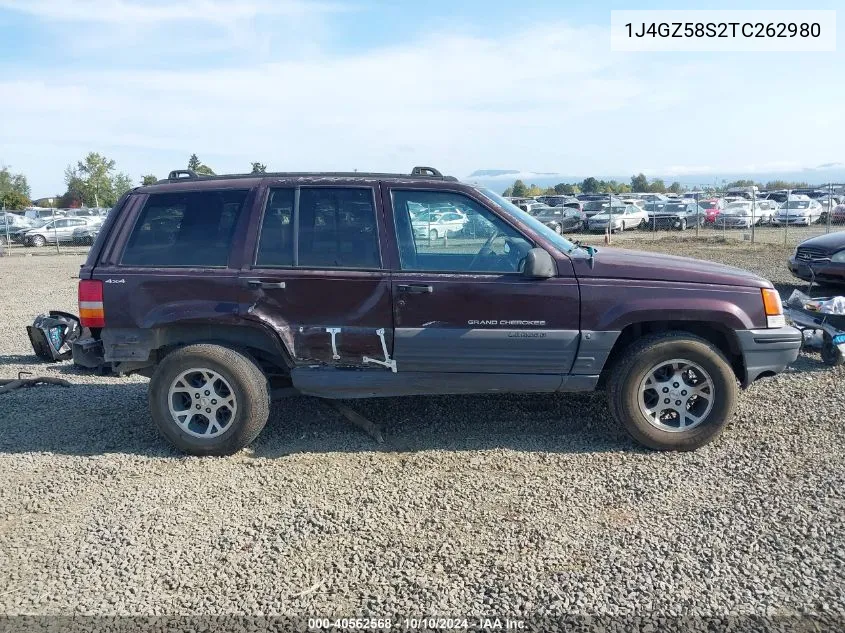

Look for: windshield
[784,201,811,209]
[478,188,577,254]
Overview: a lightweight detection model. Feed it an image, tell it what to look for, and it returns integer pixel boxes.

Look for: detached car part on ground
[72,167,801,456]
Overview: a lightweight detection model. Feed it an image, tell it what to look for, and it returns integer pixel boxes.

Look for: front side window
[122,189,248,267]
[391,190,532,273]
[255,187,380,269]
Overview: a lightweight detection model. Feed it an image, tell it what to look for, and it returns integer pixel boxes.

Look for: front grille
[796,247,830,262]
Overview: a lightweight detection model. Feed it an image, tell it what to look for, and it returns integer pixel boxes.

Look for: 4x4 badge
[104,278,125,284]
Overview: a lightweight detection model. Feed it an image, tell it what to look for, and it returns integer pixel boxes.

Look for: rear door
[383,185,580,375]
[93,187,254,337]
[239,181,394,368]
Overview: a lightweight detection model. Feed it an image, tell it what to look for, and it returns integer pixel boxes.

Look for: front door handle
[243,279,286,290]
[397,283,433,294]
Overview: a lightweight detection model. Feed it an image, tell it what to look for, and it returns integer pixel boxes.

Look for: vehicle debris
[0,372,71,394]
[26,311,85,362]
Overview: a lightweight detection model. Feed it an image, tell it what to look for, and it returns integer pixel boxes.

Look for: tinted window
[391,190,531,273]
[298,188,380,269]
[256,188,295,267]
[122,190,248,267]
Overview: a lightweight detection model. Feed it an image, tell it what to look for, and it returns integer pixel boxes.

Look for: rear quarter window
[121,189,249,267]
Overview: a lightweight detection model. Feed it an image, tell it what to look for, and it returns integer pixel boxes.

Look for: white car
[620,198,647,211]
[772,196,824,226]
[587,204,649,232]
[715,201,770,228]
[411,210,467,240]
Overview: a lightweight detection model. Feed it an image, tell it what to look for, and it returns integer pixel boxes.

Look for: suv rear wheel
[607,332,738,451]
[149,344,270,455]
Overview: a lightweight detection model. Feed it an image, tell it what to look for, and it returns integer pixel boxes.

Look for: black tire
[31,234,46,247]
[148,344,270,456]
[607,332,738,451]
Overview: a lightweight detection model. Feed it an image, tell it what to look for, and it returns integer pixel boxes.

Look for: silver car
[21,217,99,246]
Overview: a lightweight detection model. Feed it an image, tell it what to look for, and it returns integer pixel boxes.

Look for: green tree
[649,179,666,193]
[726,179,757,189]
[630,173,649,192]
[188,153,215,176]
[526,184,544,197]
[511,180,528,197]
[250,162,267,174]
[0,190,30,210]
[69,152,116,207]
[580,177,599,193]
[502,186,513,197]
[113,173,134,199]
[765,180,808,190]
[141,174,158,186]
[667,181,683,194]
[0,166,31,198]
[553,182,576,195]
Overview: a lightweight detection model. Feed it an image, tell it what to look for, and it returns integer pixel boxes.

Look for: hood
[589,213,621,221]
[796,231,845,252]
[569,247,769,288]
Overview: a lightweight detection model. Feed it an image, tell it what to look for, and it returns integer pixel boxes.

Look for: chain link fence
[588,183,845,248]
[0,206,102,258]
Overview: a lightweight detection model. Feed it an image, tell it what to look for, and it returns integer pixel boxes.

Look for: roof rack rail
[411,166,442,177]
[148,166,457,185]
[168,169,198,180]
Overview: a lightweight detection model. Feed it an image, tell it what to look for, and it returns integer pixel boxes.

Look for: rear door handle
[243,279,286,290]
[397,283,433,294]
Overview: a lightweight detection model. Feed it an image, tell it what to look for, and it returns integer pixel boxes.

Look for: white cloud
[0,0,347,24]
[2,10,843,195]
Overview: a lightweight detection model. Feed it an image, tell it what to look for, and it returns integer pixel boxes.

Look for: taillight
[78,279,105,328]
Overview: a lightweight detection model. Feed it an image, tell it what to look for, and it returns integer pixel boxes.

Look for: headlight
[832,250,845,263]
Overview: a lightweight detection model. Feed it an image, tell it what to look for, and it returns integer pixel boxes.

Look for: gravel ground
[0,243,843,629]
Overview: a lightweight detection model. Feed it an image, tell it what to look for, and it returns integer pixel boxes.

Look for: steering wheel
[467,231,499,270]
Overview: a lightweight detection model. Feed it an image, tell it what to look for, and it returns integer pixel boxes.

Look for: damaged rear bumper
[72,336,105,368]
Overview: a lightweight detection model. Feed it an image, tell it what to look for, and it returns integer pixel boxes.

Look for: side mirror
[523,247,556,279]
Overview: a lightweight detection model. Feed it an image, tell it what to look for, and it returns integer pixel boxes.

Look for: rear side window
[122,190,248,267]
[255,187,381,269]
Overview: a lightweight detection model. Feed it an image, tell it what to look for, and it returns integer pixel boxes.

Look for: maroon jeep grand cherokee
[74,167,801,455]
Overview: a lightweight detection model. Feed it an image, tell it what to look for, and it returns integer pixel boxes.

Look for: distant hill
[465,164,845,191]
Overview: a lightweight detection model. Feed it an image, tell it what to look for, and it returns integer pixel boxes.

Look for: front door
[383,186,580,375]
[242,184,394,368]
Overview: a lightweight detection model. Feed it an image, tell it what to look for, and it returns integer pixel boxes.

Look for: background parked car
[715,201,769,228]
[21,217,98,246]
[71,223,101,245]
[582,197,626,218]
[587,204,649,232]
[698,198,726,223]
[530,205,584,233]
[411,210,467,240]
[771,196,824,226]
[648,202,706,231]
[831,203,845,226]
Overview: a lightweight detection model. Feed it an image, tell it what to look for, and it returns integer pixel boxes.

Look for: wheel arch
[597,320,744,389]
[105,322,294,375]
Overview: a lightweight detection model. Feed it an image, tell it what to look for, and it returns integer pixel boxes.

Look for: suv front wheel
[149,344,270,456]
[607,332,738,451]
